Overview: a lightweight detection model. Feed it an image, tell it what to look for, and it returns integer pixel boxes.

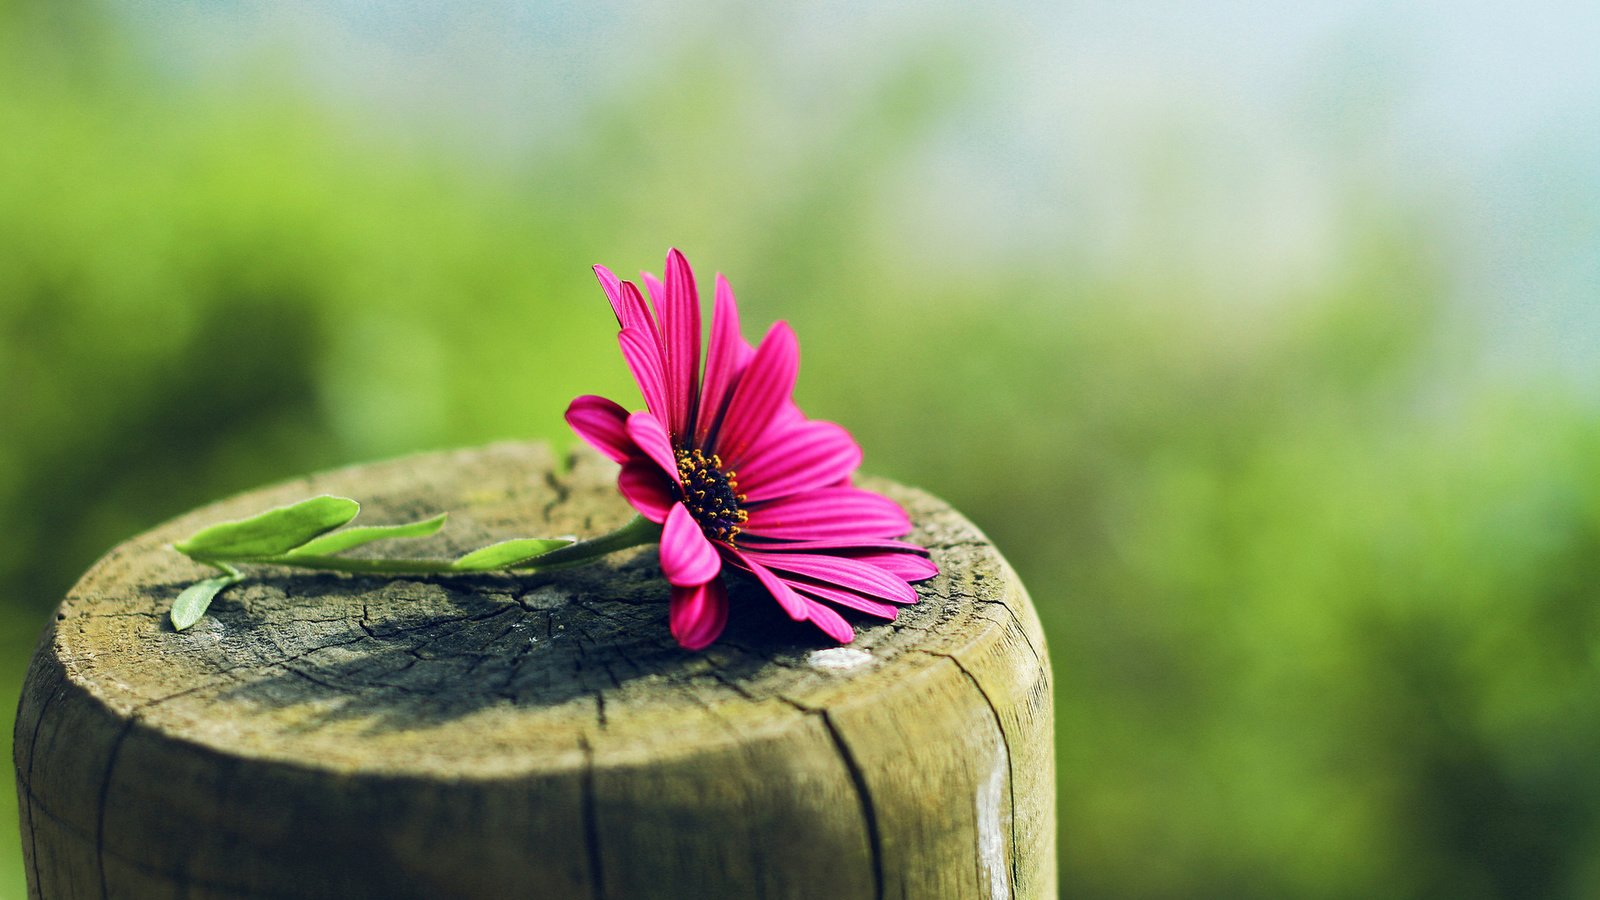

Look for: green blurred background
[4,1,1599,896]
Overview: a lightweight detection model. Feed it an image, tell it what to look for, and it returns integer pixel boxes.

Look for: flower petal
[670,579,729,651]
[737,549,918,604]
[729,552,808,621]
[737,399,806,462]
[792,578,900,619]
[659,249,701,440]
[625,411,681,485]
[693,273,752,447]
[849,551,940,582]
[742,487,911,541]
[737,420,862,502]
[798,596,855,643]
[660,502,722,587]
[713,322,799,469]
[619,325,669,423]
[594,265,657,334]
[641,270,665,311]
[618,459,675,523]
[564,395,634,464]
[740,537,928,553]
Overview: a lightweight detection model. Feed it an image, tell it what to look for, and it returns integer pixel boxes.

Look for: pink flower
[565,249,937,650]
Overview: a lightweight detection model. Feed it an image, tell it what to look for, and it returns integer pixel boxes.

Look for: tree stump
[15,442,1054,899]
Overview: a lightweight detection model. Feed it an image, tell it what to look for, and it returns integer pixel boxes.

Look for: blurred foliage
[3,2,1599,897]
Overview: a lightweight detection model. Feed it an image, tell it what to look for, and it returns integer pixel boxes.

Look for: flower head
[565,249,937,650]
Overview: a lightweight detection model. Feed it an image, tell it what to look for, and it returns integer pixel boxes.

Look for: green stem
[186,515,663,577]
[212,561,245,582]
[219,555,465,574]
[513,515,662,571]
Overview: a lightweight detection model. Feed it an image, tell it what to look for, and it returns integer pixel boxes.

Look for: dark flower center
[675,448,748,544]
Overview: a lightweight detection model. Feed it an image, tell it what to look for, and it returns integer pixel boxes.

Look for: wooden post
[15,442,1054,899]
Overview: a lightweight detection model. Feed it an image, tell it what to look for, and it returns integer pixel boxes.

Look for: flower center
[675,448,748,544]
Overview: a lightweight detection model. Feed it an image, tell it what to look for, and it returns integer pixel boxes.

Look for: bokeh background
[4,0,1599,895]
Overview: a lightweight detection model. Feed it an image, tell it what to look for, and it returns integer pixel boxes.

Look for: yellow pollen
[674,448,749,543]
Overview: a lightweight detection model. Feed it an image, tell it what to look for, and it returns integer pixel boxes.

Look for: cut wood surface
[15,442,1055,899]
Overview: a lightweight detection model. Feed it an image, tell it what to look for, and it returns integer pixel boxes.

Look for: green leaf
[451,538,574,572]
[170,566,242,631]
[285,513,449,557]
[174,496,361,560]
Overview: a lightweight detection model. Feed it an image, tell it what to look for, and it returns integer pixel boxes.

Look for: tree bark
[15,442,1054,899]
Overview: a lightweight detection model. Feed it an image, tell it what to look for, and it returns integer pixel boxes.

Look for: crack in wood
[578,736,608,900]
[92,679,228,900]
[542,465,574,522]
[818,709,886,900]
[94,716,133,900]
[924,650,1020,899]
[20,785,310,900]
[23,679,66,897]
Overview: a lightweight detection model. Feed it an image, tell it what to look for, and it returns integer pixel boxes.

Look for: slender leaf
[174,496,361,559]
[451,538,573,572]
[285,513,449,557]
[170,566,242,631]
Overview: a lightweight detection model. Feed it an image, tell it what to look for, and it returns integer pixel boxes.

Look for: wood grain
[14,442,1054,899]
